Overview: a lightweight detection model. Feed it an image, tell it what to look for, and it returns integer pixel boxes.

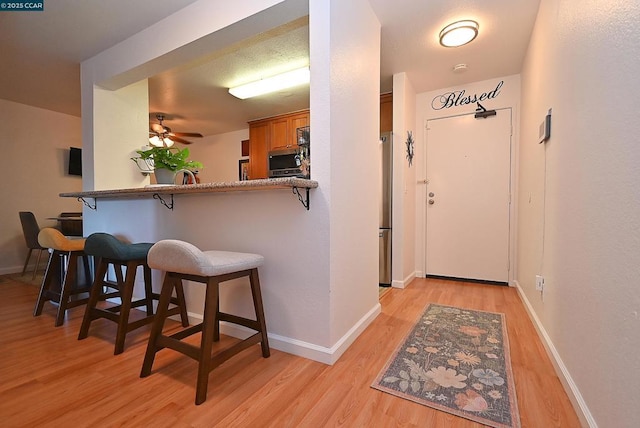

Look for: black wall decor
[431,80,503,111]
[405,131,414,166]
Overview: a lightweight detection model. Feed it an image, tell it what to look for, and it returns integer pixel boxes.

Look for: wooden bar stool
[140,239,270,405]
[33,228,92,326]
[78,233,189,355]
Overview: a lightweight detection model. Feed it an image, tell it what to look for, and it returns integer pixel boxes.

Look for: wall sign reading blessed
[431,80,504,111]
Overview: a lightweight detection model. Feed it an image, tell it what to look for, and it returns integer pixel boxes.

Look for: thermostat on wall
[539,109,551,144]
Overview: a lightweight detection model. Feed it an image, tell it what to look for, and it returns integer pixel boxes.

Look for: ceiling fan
[149,113,203,146]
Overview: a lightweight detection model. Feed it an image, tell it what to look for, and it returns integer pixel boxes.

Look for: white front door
[425,110,512,283]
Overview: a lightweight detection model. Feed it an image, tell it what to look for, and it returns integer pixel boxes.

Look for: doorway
[424,109,512,283]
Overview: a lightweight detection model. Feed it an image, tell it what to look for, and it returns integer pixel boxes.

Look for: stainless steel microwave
[268,148,302,178]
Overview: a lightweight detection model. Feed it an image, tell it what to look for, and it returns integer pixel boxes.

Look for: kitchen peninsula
[61,177,318,210]
[59,176,337,362]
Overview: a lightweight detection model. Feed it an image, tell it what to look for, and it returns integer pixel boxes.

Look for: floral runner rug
[372,303,520,428]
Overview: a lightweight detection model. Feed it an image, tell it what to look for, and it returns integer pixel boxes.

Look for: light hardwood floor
[0,275,581,427]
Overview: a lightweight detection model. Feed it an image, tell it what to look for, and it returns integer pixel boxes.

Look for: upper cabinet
[269,110,310,151]
[380,93,392,133]
[248,109,310,179]
[248,121,270,180]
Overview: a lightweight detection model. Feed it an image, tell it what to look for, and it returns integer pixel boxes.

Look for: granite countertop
[60,177,318,199]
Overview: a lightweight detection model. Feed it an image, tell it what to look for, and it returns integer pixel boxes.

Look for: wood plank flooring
[0,275,581,427]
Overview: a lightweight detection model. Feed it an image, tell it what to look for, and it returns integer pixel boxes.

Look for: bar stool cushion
[148,240,263,277]
[84,232,152,261]
[38,227,85,251]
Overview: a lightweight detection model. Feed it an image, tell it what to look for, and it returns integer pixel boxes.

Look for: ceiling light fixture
[439,20,479,47]
[228,67,310,99]
[149,135,174,148]
[453,63,468,73]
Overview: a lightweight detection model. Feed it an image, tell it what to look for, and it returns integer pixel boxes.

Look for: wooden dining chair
[58,212,83,236]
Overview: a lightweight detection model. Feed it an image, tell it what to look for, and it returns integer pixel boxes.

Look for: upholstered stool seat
[78,233,189,355]
[140,240,270,405]
[34,228,92,326]
[84,233,153,261]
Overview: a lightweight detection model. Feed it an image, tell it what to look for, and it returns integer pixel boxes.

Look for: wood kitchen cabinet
[248,121,269,180]
[269,116,290,150]
[248,109,309,179]
[269,110,309,150]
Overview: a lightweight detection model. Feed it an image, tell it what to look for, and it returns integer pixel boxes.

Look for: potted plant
[132,146,203,184]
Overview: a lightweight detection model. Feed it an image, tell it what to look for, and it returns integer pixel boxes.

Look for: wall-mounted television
[68,147,82,176]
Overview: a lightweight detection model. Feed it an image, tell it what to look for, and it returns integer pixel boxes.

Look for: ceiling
[0,0,540,138]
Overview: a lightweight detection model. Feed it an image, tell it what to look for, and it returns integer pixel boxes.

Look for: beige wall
[517,0,640,426]
[185,129,249,183]
[0,99,83,274]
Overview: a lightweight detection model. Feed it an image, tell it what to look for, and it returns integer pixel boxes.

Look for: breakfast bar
[60,177,319,211]
[57,176,336,362]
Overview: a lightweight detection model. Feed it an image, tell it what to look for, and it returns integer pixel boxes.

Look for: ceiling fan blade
[150,123,165,133]
[170,135,193,145]
[170,132,203,138]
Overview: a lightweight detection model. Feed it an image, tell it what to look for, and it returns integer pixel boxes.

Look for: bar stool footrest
[157,336,202,360]
[210,333,262,369]
[218,312,261,331]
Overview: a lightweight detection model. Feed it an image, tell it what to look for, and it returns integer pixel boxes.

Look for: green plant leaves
[132,146,203,171]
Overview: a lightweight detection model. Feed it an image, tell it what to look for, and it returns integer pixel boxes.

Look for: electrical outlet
[535,275,545,291]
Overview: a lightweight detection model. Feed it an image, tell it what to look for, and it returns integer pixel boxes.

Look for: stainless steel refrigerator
[379,132,392,285]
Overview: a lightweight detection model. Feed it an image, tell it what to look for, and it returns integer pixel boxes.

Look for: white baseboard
[391,270,417,289]
[192,302,382,365]
[514,280,597,428]
[0,265,26,276]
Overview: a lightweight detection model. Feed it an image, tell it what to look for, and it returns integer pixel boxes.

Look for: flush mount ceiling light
[228,67,310,99]
[453,63,468,73]
[439,20,479,47]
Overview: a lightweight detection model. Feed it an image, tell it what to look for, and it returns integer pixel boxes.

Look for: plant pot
[154,168,177,184]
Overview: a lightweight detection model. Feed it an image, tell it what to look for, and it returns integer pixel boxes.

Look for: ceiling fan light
[149,135,174,148]
[439,20,479,47]
[149,135,163,147]
[229,67,310,99]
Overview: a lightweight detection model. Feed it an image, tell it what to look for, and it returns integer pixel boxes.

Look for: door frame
[420,107,517,286]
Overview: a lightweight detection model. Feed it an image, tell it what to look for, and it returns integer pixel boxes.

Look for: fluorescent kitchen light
[228,67,310,99]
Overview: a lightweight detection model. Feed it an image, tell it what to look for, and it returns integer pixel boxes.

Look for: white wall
[315,0,381,348]
[391,72,417,287]
[0,99,83,274]
[80,0,381,364]
[414,74,521,281]
[517,1,640,426]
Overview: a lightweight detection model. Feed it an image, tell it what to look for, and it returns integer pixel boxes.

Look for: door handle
[428,199,435,205]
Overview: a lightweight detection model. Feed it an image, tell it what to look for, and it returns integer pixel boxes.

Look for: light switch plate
[538,110,551,144]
